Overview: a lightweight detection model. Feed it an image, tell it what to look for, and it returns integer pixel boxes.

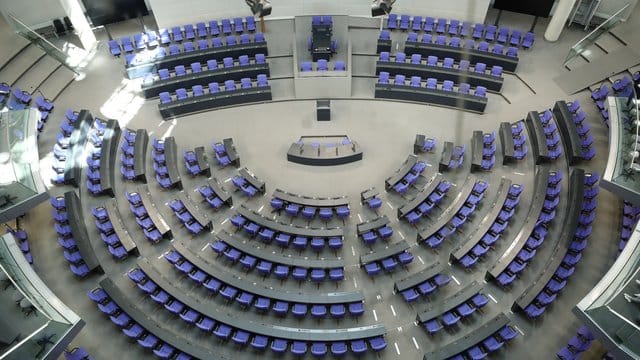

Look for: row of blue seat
[362,249,413,276]
[537,109,564,161]
[359,222,393,245]
[378,72,487,97]
[564,100,597,161]
[51,196,91,277]
[163,248,365,318]
[523,173,599,318]
[446,323,519,359]
[494,171,562,287]
[229,213,343,251]
[399,273,451,303]
[85,120,109,195]
[390,160,427,194]
[125,33,266,66]
[270,199,350,221]
[152,137,173,189]
[5,228,33,265]
[211,140,234,167]
[422,293,490,333]
[51,110,82,185]
[231,173,263,198]
[197,183,228,210]
[151,54,266,83]
[125,191,164,243]
[557,326,595,360]
[423,180,489,249]
[510,121,528,160]
[403,179,451,224]
[379,51,503,78]
[300,60,345,72]
[120,129,138,180]
[109,18,258,56]
[168,199,206,235]
[159,74,268,104]
[457,184,523,268]
[88,287,191,359]
[210,239,345,282]
[480,132,497,171]
[618,201,640,257]
[386,15,535,49]
[445,143,466,170]
[91,207,129,260]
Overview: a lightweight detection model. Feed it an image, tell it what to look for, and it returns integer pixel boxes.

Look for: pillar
[58,0,96,51]
[544,0,576,42]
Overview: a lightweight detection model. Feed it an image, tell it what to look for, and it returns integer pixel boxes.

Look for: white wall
[148,0,491,29]
[0,0,66,28]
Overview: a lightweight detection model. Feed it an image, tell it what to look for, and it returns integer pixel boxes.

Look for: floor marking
[390,305,396,316]
[156,120,164,127]
[376,294,382,301]
[394,342,400,355]
[201,244,208,251]
[353,277,358,288]
[373,310,378,321]
[357,213,363,222]
[514,172,526,176]
[351,246,356,257]
[398,231,405,240]
[451,275,460,285]
[412,337,420,349]
[224,178,232,182]
[387,202,394,209]
[258,205,264,212]
[157,253,165,259]
[221,219,229,225]
[488,294,498,303]
[417,255,425,264]
[425,163,432,167]
[514,325,525,336]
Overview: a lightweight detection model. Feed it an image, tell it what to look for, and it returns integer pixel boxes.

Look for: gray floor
[0,5,634,360]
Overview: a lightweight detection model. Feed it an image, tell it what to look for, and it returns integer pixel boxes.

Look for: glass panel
[564,3,631,64]
[5,14,79,75]
[0,234,82,359]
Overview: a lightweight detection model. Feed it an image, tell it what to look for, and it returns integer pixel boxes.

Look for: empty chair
[197,39,208,50]
[427,56,437,66]
[426,78,437,89]
[317,59,328,71]
[246,16,256,32]
[475,62,487,74]
[423,17,435,32]
[510,30,522,46]
[443,57,454,68]
[254,32,265,42]
[176,88,188,100]
[497,27,509,43]
[449,37,461,47]
[209,82,220,93]
[410,54,422,64]
[224,80,236,91]
[410,76,421,87]
[334,61,346,71]
[493,43,504,55]
[399,15,410,30]
[485,25,497,41]
[407,32,418,42]
[459,60,470,71]
[108,40,121,56]
[175,65,186,76]
[478,41,489,52]
[396,52,406,63]
[240,78,252,89]
[159,92,171,104]
[257,74,268,87]
[238,55,250,66]
[300,61,312,72]
[379,30,391,40]
[190,62,202,73]
[387,14,398,30]
[192,85,204,97]
[233,17,244,33]
[379,72,390,84]
[459,83,470,95]
[435,35,446,45]
[394,75,406,86]
[472,23,484,39]
[226,35,237,46]
[442,80,454,91]
[491,65,503,77]
[436,18,447,33]
[422,33,432,43]
[168,44,180,55]
[239,33,251,44]
[183,42,195,52]
[522,31,535,49]
[474,86,487,97]
[506,46,518,58]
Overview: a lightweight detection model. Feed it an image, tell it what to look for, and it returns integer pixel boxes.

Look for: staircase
[568,0,602,30]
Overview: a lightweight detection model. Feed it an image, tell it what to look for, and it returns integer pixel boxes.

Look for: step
[594,32,625,54]
[0,45,46,86]
[580,43,607,62]
[13,56,61,94]
[564,55,589,71]
[37,66,76,100]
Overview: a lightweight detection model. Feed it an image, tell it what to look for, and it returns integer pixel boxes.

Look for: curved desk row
[158,86,272,119]
[375,83,487,113]
[470,130,484,171]
[499,122,515,164]
[398,173,445,219]
[359,240,410,265]
[552,101,583,165]
[417,281,483,323]
[450,178,512,261]
[98,277,220,359]
[513,169,584,311]
[64,191,101,273]
[423,313,512,360]
[159,136,182,189]
[385,154,418,191]
[176,193,212,231]
[394,261,445,293]
[417,175,477,242]
[215,230,344,269]
[272,188,349,209]
[171,241,362,305]
[97,119,121,197]
[236,205,343,239]
[404,41,519,72]
[143,63,270,98]
[135,257,386,342]
[64,110,94,187]
[133,129,149,182]
[287,141,363,166]
[135,185,172,239]
[376,61,503,92]
[357,215,390,235]
[126,42,269,79]
[525,111,550,164]
[486,165,549,280]
[103,198,138,255]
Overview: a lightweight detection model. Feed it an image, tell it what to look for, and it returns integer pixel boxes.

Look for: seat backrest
[318,59,328,70]
[380,30,390,40]
[239,55,249,65]
[191,63,201,73]
[379,72,389,83]
[396,52,406,63]
[491,65,503,77]
[443,58,454,68]
[422,34,432,43]
[443,80,453,91]
[334,61,345,70]
[459,60,470,71]
[427,78,437,88]
[475,86,487,97]
[410,54,421,64]
[197,39,208,49]
[223,57,234,68]
[226,36,236,45]
[257,74,268,86]
[240,34,250,43]
[255,53,266,64]
[241,78,252,88]
[176,88,187,99]
[192,85,204,96]
[301,61,312,71]
[212,38,223,47]
[427,56,437,66]
[436,35,446,44]
[394,75,405,85]
[407,32,418,42]
[159,92,171,104]
[224,80,236,91]
[410,76,421,86]
[459,83,470,94]
[158,69,170,79]
[209,82,220,93]
[175,65,186,75]
[475,63,486,73]
[380,51,390,61]
[207,59,218,69]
